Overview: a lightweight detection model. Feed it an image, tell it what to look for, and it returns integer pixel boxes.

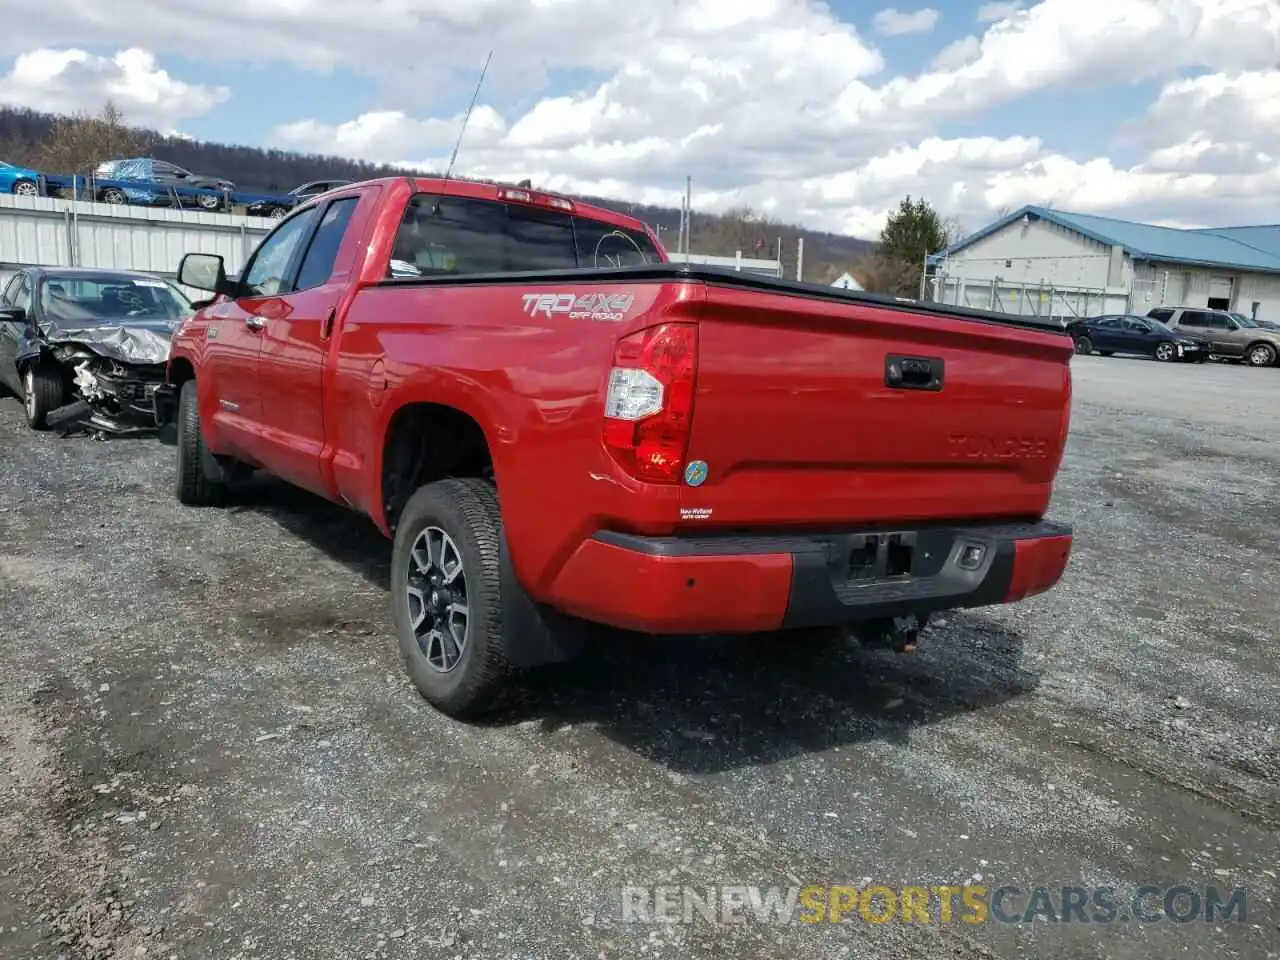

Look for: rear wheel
[1073,335,1093,355]
[391,478,513,719]
[1154,341,1177,362]
[100,187,126,205]
[22,363,64,430]
[1245,342,1277,367]
[175,379,227,506]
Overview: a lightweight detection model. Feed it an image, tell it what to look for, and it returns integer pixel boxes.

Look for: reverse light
[602,322,698,484]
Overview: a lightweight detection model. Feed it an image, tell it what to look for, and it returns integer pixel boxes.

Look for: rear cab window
[387,191,662,279]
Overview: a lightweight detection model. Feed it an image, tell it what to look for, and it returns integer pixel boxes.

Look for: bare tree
[36,100,148,176]
[0,133,39,168]
[688,205,783,259]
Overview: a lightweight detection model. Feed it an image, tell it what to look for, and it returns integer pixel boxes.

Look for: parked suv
[1147,306,1280,367]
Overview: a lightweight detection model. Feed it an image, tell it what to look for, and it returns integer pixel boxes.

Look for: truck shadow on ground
[227,475,1040,775]
[226,475,392,584]
[506,619,1038,775]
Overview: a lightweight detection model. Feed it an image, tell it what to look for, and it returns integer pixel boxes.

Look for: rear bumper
[545,520,1072,635]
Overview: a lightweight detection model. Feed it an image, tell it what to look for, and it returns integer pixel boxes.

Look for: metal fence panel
[0,193,272,298]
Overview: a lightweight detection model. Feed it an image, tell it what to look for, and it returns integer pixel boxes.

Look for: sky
[0,0,1277,239]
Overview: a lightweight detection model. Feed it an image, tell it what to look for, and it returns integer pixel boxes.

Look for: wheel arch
[377,401,497,536]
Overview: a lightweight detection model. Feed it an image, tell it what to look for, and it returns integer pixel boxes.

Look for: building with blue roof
[925,205,1280,324]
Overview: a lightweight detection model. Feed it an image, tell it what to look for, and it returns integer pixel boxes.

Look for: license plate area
[845,532,917,581]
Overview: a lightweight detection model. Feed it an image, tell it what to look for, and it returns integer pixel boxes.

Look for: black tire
[175,379,227,506]
[22,362,64,430]
[100,187,126,205]
[1073,335,1093,355]
[391,478,513,719]
[268,206,288,220]
[1154,341,1177,362]
[12,179,39,198]
[1245,342,1277,367]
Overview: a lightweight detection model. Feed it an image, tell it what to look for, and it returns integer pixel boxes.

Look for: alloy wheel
[405,526,470,673]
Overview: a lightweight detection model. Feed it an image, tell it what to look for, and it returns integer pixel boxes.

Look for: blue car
[1066,313,1210,363]
[0,161,42,197]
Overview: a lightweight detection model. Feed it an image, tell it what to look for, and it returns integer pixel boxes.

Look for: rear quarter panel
[329,278,703,594]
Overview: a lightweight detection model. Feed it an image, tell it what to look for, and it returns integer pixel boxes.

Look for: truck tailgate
[680,287,1073,527]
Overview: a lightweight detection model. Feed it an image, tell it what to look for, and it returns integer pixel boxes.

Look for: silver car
[1146,306,1280,367]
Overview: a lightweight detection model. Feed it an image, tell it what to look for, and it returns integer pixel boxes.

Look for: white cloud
[872,7,941,36]
[6,0,1280,241]
[931,35,982,70]
[976,1,1023,22]
[0,48,227,127]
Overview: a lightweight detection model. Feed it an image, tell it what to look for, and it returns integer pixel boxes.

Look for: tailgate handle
[885,354,944,391]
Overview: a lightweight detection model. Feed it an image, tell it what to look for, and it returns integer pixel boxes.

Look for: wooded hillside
[0,105,877,282]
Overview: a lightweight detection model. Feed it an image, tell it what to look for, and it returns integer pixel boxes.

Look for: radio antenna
[444,49,494,183]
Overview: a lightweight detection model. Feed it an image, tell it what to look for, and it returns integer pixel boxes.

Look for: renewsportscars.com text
[619,884,1247,926]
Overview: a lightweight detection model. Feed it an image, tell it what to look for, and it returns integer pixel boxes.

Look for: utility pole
[683,175,692,255]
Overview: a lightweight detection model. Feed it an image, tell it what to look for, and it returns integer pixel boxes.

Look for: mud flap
[496,538,590,668]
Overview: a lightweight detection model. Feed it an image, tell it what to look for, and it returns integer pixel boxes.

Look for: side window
[389,194,578,277]
[0,275,17,306]
[574,219,661,268]
[1094,317,1119,328]
[295,197,359,291]
[1148,308,1172,322]
[1179,311,1206,326]
[241,207,321,297]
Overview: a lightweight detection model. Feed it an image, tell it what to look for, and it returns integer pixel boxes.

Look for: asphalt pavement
[0,354,1277,960]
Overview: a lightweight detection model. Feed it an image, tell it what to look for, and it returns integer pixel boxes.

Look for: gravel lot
[1,354,1277,960]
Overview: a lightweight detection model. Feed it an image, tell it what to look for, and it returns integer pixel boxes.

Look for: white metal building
[925,205,1280,324]
[667,251,783,277]
[0,193,272,297]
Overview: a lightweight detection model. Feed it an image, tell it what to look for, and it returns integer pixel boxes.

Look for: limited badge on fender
[684,460,708,487]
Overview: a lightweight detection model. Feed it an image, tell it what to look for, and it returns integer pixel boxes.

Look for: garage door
[1207,276,1234,310]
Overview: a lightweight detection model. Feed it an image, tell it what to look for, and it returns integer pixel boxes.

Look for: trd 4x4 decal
[521,292,636,322]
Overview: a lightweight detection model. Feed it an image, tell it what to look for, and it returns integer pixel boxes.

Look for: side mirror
[177,252,237,297]
[0,306,26,325]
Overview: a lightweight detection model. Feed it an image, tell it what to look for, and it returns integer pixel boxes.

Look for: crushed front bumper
[545,520,1073,635]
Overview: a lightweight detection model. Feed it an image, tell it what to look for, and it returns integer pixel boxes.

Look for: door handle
[244,315,266,331]
[321,307,336,340]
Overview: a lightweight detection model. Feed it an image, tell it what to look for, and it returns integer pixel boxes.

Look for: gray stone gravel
[0,353,1277,960]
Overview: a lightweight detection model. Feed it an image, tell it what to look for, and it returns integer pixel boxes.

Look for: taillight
[602,322,698,484]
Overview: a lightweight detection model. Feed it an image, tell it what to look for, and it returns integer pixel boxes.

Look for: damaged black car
[0,267,191,437]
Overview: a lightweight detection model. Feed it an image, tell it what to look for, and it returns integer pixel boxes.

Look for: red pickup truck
[157,175,1074,718]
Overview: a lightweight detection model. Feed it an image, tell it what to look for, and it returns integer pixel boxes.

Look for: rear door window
[294,197,359,290]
